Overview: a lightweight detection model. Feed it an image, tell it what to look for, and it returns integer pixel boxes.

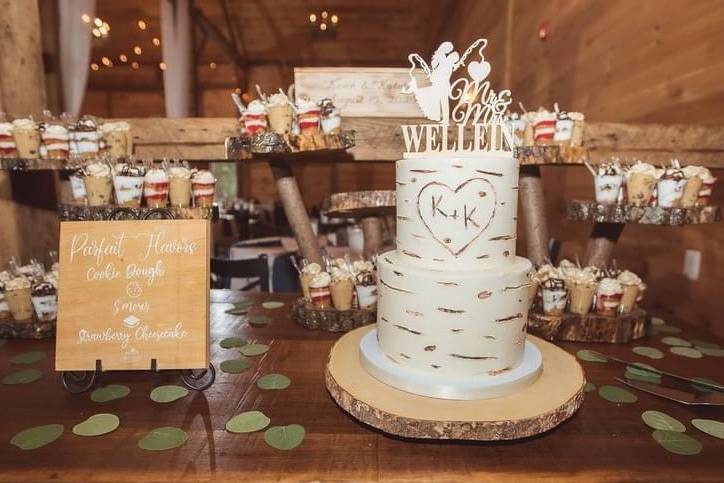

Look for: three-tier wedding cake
[360,38,542,400]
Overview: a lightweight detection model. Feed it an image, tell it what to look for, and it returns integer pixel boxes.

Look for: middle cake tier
[376,250,533,378]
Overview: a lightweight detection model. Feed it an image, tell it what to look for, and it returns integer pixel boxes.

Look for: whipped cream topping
[6,276,31,290]
[302,262,322,275]
[597,277,623,295]
[0,270,10,282]
[40,123,69,139]
[568,112,584,121]
[100,121,131,133]
[144,168,169,183]
[331,268,354,282]
[167,166,192,179]
[192,169,216,184]
[627,161,656,177]
[246,100,266,115]
[309,271,331,288]
[0,122,13,135]
[566,268,597,286]
[296,98,319,114]
[86,161,111,177]
[267,93,291,107]
[617,269,642,287]
[352,260,374,275]
[12,118,36,130]
[596,162,622,176]
[532,263,559,283]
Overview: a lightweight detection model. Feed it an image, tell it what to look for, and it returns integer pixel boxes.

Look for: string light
[321,11,328,19]
[309,13,316,22]
[138,20,147,30]
[133,46,142,55]
[131,61,140,70]
[90,17,110,39]
[94,18,103,27]
[320,23,327,31]
[308,10,339,37]
[81,14,91,23]
[209,62,217,69]
[331,14,339,24]
[119,54,128,62]
[159,62,167,71]
[90,63,99,71]
[101,56,111,66]
[152,37,161,46]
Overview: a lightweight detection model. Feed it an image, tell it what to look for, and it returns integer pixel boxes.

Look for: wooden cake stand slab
[528,309,648,343]
[325,326,585,441]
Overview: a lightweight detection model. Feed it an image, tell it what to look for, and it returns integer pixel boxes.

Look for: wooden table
[1,291,722,481]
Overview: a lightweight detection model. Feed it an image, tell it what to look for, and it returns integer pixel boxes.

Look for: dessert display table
[1,291,722,481]
[327,326,583,440]
[529,309,648,343]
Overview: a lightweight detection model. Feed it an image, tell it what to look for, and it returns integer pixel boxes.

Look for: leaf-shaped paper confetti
[690,377,723,393]
[2,369,42,385]
[598,385,637,403]
[632,346,664,360]
[249,315,271,327]
[689,339,721,350]
[10,351,46,364]
[641,411,685,432]
[625,370,661,385]
[262,301,285,309]
[576,349,607,363]
[661,337,691,347]
[90,384,130,403]
[150,385,189,403]
[651,430,702,455]
[10,424,64,450]
[220,358,252,374]
[584,382,596,393]
[219,337,246,349]
[226,411,271,433]
[257,373,291,390]
[670,346,702,359]
[225,307,250,315]
[691,419,724,440]
[240,343,269,356]
[263,424,305,450]
[138,426,188,451]
[697,347,724,357]
[72,413,120,437]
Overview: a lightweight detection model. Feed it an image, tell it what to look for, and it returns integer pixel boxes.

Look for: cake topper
[400,38,513,156]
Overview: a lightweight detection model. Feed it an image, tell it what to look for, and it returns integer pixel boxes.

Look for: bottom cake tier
[376,251,533,378]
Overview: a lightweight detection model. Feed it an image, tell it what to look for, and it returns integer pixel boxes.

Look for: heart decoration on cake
[416,178,496,256]
[467,60,491,83]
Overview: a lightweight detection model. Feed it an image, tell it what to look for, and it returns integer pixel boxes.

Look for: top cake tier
[394,153,519,271]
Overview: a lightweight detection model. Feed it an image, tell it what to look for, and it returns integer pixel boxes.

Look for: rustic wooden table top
[1,290,722,482]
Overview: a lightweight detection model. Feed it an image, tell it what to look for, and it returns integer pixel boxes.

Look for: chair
[210,255,269,292]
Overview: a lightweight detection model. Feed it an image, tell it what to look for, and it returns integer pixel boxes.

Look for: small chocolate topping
[32,281,56,297]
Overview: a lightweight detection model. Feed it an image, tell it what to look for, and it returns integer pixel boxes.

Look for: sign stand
[56,207,215,393]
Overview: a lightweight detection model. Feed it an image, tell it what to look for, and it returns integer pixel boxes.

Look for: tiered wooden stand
[58,204,213,221]
[325,325,585,440]
[528,308,648,343]
[0,317,55,339]
[291,298,375,332]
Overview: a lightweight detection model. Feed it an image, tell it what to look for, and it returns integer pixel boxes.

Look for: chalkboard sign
[55,220,210,371]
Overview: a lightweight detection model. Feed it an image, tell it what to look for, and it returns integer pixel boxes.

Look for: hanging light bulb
[134,46,142,55]
[152,37,161,47]
[138,20,147,30]
[131,61,140,70]
[159,61,167,71]
[90,62,99,71]
[101,56,111,66]
[209,62,217,69]
[81,14,91,23]
[119,54,128,63]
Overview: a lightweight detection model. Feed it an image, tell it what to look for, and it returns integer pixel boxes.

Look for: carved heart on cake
[416,178,496,256]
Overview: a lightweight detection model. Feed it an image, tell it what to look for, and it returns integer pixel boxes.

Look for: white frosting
[144,168,168,183]
[246,100,266,115]
[41,124,69,139]
[617,270,642,287]
[352,260,374,274]
[682,165,713,182]
[86,162,111,177]
[309,272,331,288]
[167,166,192,179]
[6,277,31,290]
[12,118,36,130]
[302,262,322,275]
[267,93,290,106]
[296,98,318,114]
[532,263,559,283]
[100,121,131,133]
[597,277,622,296]
[192,169,216,184]
[566,268,596,286]
[0,122,13,135]
[627,161,656,177]
[331,268,354,281]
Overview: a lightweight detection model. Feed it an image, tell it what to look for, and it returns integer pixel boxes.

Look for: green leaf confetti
[10,351,46,364]
[262,301,285,309]
[219,337,246,349]
[632,346,664,360]
[691,419,724,440]
[226,411,271,433]
[641,411,685,432]
[150,385,189,403]
[249,315,271,327]
[138,427,188,451]
[697,347,724,357]
[661,337,691,347]
[2,369,42,385]
[576,349,607,363]
[263,424,305,450]
[651,430,702,455]
[669,346,702,359]
[257,373,291,390]
[72,414,120,437]
[220,358,252,374]
[584,382,596,392]
[598,385,637,403]
[90,384,130,403]
[10,424,64,450]
[689,339,721,350]
[651,324,681,334]
[240,343,269,356]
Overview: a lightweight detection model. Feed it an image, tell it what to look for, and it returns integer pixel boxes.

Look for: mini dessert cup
[355,271,378,310]
[681,176,703,208]
[541,278,567,316]
[522,112,535,146]
[567,282,597,315]
[657,172,687,208]
[697,170,717,205]
[309,272,332,308]
[299,262,321,301]
[569,112,585,147]
[265,92,294,135]
[191,169,216,208]
[595,278,623,316]
[0,122,17,158]
[297,98,321,135]
[12,118,40,159]
[330,276,354,310]
[112,163,146,208]
[626,161,657,206]
[101,121,133,158]
[533,110,556,145]
[39,122,69,159]
[617,270,642,314]
[31,281,57,322]
[143,167,169,208]
[84,161,113,206]
[0,282,10,319]
[507,113,525,147]
[553,112,574,145]
[242,100,268,135]
[595,174,623,204]
[168,166,193,207]
[69,170,87,204]
[5,277,34,321]
[69,118,101,159]
[319,98,341,135]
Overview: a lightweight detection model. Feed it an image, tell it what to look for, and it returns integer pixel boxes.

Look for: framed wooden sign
[294,67,425,118]
[55,220,210,371]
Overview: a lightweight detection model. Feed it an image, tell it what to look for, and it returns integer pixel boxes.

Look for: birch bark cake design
[361,38,539,399]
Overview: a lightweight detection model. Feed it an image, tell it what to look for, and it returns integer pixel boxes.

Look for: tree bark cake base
[292,298,375,332]
[325,325,585,440]
[528,309,648,343]
[323,190,396,219]
[566,200,721,225]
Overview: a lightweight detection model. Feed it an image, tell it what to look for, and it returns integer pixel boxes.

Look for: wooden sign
[294,67,425,118]
[55,220,210,371]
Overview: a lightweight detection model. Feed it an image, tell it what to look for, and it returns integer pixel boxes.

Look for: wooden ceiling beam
[191,6,246,69]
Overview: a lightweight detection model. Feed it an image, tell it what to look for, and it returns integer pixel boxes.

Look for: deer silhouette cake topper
[400,38,513,157]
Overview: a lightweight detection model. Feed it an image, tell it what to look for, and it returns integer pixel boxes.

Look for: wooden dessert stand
[528,308,648,343]
[323,189,396,257]
[325,325,585,441]
[291,298,375,332]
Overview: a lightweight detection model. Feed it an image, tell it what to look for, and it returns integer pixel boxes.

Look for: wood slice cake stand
[325,325,585,441]
[528,309,648,343]
[291,298,375,332]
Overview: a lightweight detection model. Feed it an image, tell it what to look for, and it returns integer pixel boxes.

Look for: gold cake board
[325,326,585,441]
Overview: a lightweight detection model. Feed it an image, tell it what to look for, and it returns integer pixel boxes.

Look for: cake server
[615,378,724,406]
